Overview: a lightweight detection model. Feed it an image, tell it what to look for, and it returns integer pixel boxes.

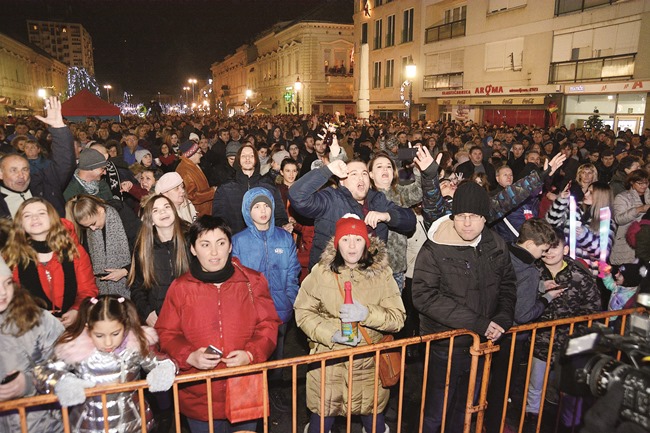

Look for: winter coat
[232,188,300,323]
[611,188,650,265]
[175,157,214,217]
[0,127,75,219]
[212,169,289,234]
[0,310,65,433]
[609,170,627,198]
[155,258,281,422]
[35,327,173,433]
[533,258,601,362]
[509,243,547,326]
[130,236,183,323]
[288,165,416,268]
[455,159,497,189]
[294,237,405,417]
[412,215,517,348]
[491,193,539,244]
[63,175,114,202]
[546,196,615,274]
[377,170,422,274]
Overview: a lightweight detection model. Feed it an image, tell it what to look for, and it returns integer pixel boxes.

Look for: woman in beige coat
[294,215,405,433]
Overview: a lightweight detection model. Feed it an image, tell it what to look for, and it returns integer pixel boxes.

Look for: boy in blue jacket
[232,187,300,411]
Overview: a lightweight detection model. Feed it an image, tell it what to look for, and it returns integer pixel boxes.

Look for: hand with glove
[339,300,369,323]
[332,330,362,346]
[146,360,176,392]
[54,376,95,407]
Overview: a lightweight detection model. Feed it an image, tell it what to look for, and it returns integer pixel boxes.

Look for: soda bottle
[341,281,358,342]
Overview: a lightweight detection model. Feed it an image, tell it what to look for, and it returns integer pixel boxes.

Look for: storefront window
[565,94,616,115]
[617,93,646,114]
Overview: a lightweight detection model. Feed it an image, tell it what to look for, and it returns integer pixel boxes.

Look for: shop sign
[430,84,559,98]
[565,81,649,94]
[438,96,545,105]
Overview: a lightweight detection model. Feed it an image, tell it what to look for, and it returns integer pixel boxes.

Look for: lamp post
[182,86,190,103]
[188,79,197,103]
[245,89,253,112]
[103,84,112,103]
[294,77,302,114]
[405,62,416,124]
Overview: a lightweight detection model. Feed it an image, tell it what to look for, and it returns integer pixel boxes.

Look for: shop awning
[437,96,545,105]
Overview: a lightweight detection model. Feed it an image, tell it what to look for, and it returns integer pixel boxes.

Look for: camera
[560,294,650,430]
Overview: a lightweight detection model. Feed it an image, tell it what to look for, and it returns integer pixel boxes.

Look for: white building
[27,20,95,75]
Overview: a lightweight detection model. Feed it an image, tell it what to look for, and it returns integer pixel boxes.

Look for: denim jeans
[307,412,386,433]
[423,348,483,433]
[186,417,258,433]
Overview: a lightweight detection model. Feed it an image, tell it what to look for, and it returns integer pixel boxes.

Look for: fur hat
[334,214,369,248]
[78,148,106,171]
[155,172,183,194]
[451,181,490,220]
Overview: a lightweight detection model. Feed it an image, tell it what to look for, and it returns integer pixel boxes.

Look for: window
[424,50,464,90]
[555,0,618,16]
[488,0,526,13]
[485,38,524,71]
[373,61,382,88]
[402,8,414,43]
[374,19,383,50]
[444,5,466,24]
[385,59,394,87]
[386,15,395,47]
[400,56,409,82]
[362,23,368,44]
[551,21,640,62]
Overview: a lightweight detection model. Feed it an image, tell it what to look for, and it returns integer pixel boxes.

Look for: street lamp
[245,89,253,111]
[405,61,417,124]
[103,84,112,103]
[183,86,190,103]
[188,78,197,103]
[294,77,302,114]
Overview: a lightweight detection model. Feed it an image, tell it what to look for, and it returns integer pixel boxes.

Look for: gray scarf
[73,169,100,196]
[86,205,131,297]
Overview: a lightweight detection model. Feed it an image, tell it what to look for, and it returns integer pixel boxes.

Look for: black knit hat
[451,181,490,220]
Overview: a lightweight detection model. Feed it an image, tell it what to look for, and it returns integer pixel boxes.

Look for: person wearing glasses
[412,181,516,433]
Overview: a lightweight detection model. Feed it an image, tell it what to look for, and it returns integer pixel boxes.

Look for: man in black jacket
[412,181,516,433]
[0,97,75,218]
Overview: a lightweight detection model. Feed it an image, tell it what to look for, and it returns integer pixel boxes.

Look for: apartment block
[27,20,95,75]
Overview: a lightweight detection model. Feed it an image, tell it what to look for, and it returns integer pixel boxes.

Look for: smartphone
[546,285,566,293]
[94,272,110,278]
[1,371,20,385]
[397,147,418,161]
[204,345,223,358]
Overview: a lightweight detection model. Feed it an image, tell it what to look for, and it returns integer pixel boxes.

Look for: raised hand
[35,96,65,128]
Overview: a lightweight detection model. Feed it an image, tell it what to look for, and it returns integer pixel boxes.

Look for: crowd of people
[0,95,649,433]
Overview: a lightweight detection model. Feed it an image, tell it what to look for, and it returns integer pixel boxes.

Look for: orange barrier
[0,307,645,433]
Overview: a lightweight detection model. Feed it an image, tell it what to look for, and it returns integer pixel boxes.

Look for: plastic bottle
[341,281,358,342]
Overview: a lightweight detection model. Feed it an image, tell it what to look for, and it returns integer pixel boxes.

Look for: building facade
[211,8,354,117]
[354,0,649,131]
[0,32,68,116]
[27,20,95,75]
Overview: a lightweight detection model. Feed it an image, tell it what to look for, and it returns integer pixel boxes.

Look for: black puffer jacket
[412,215,517,348]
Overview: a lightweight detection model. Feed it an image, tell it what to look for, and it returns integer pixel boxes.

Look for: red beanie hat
[334,214,370,248]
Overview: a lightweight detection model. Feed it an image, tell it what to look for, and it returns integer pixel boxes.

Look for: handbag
[335,275,402,388]
[224,269,270,423]
[225,372,267,423]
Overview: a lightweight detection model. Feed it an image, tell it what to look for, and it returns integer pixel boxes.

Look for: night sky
[1,0,329,101]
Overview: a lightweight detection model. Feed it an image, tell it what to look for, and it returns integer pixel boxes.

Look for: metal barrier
[0,308,644,433]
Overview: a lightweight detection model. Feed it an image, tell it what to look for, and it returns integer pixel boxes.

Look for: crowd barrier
[0,307,644,433]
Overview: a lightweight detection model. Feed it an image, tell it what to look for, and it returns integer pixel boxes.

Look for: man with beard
[289,157,416,268]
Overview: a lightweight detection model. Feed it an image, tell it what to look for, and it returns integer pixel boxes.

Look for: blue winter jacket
[232,187,301,323]
[288,165,416,268]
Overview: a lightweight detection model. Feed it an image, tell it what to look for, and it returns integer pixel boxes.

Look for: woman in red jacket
[3,198,98,327]
[155,215,281,433]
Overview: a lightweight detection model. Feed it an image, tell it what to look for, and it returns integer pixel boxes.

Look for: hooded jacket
[232,187,301,323]
[412,215,517,348]
[35,327,173,433]
[212,169,288,234]
[294,237,405,417]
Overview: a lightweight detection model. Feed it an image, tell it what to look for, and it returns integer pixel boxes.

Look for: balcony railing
[549,53,635,83]
[423,72,463,90]
[425,19,466,44]
[555,0,619,16]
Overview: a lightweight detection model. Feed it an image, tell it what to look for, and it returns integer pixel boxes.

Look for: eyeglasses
[635,180,649,185]
[455,213,484,222]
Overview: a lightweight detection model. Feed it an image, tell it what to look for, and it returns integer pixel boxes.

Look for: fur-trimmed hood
[55,326,158,364]
[318,235,389,279]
